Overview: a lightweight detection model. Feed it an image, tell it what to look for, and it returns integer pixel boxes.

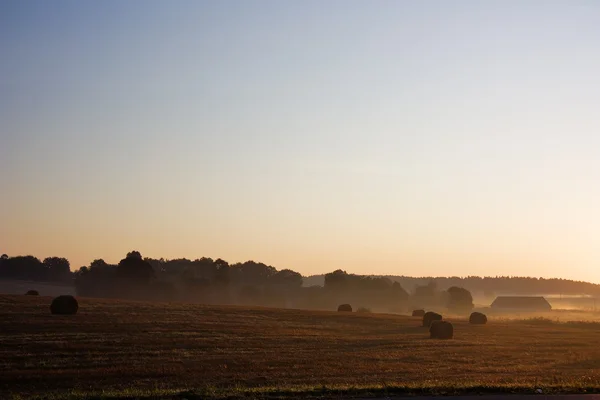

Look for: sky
[2,1,600,282]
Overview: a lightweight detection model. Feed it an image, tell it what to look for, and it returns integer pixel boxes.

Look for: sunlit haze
[2,1,600,282]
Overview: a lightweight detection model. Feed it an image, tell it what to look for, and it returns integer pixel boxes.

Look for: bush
[357,307,371,313]
[422,311,442,327]
[50,295,79,315]
[469,311,487,324]
[412,309,425,317]
[337,304,352,312]
[430,320,453,339]
[25,290,39,296]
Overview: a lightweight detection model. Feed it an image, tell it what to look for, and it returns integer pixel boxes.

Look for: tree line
[72,251,307,307]
[0,251,471,312]
[0,254,71,283]
[2,251,598,311]
[305,274,600,298]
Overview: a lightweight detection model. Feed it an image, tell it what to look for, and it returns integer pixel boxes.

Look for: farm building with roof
[490,296,552,311]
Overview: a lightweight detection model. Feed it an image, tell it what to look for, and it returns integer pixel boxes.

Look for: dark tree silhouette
[0,255,44,281]
[74,258,118,297]
[324,269,348,289]
[230,261,277,285]
[43,257,71,282]
[126,250,142,260]
[270,269,303,288]
[391,281,409,301]
[116,252,155,285]
[214,258,230,286]
[90,259,110,270]
[323,269,410,311]
[414,281,437,298]
[446,286,474,311]
[308,274,600,298]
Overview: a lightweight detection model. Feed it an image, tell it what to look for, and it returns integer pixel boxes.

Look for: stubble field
[2,295,600,399]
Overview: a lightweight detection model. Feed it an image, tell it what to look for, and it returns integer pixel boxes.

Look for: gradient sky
[2,1,600,282]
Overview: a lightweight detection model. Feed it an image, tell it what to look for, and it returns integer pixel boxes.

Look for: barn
[490,296,552,311]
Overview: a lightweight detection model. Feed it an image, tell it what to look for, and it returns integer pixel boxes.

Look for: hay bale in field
[50,295,78,315]
[430,320,453,339]
[412,309,425,317]
[337,304,352,312]
[469,311,488,324]
[422,311,442,327]
[357,307,371,313]
[25,290,39,296]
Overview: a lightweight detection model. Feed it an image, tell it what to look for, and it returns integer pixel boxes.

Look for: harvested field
[2,295,600,399]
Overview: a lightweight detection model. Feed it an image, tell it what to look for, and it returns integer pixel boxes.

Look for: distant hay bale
[50,295,79,315]
[337,304,352,312]
[357,307,371,313]
[412,309,425,317]
[469,311,488,324]
[422,311,442,327]
[430,320,453,339]
[25,290,39,296]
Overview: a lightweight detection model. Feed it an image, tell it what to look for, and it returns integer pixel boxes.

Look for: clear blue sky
[2,1,600,282]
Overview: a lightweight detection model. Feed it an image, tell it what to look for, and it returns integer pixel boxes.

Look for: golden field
[2,295,600,399]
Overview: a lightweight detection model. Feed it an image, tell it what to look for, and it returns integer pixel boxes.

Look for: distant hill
[303,274,600,298]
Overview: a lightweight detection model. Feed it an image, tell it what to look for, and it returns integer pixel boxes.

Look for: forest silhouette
[2,252,599,311]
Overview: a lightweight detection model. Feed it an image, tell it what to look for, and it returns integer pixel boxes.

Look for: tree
[270,269,303,288]
[214,258,230,286]
[0,254,7,273]
[0,255,44,280]
[446,286,473,311]
[116,252,155,285]
[214,258,229,268]
[192,257,217,278]
[391,281,409,301]
[230,261,277,285]
[90,259,110,270]
[126,250,142,260]
[74,260,117,297]
[414,280,437,297]
[43,257,71,282]
[324,269,348,289]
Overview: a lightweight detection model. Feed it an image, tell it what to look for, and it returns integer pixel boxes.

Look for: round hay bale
[337,304,352,312]
[422,311,442,327]
[430,320,453,339]
[412,309,425,317]
[50,295,78,315]
[25,290,39,296]
[469,311,488,324]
